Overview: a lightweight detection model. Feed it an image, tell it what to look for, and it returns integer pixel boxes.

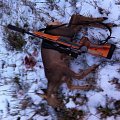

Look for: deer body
[41,14,113,107]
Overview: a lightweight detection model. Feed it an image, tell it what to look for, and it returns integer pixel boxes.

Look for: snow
[0,0,120,120]
[66,98,76,108]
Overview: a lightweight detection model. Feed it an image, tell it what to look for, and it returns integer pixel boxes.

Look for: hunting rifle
[7,24,116,59]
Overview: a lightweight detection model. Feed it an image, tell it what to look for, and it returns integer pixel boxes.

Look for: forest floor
[0,0,120,120]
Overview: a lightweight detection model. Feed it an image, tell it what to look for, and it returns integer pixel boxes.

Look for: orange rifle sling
[33,31,81,49]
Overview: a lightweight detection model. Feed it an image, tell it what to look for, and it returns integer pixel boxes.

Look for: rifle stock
[88,44,116,59]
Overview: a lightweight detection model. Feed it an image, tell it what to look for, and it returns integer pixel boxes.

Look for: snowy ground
[0,0,120,120]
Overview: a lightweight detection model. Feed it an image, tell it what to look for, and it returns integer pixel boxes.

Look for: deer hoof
[47,94,62,108]
[103,17,108,20]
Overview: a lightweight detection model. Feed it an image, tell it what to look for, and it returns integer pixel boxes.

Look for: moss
[114,100,120,110]
[57,108,84,120]
[97,105,113,118]
[7,31,26,51]
[13,76,22,89]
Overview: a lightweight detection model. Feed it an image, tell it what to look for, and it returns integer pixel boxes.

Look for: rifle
[7,24,116,59]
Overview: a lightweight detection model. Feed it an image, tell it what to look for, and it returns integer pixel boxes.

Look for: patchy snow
[66,98,76,108]
[0,0,120,120]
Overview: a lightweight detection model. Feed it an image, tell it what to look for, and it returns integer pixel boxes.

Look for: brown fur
[41,14,114,107]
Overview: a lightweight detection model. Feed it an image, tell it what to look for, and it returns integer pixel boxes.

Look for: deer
[41,14,115,108]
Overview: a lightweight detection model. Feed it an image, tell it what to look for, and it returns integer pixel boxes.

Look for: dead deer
[41,14,115,108]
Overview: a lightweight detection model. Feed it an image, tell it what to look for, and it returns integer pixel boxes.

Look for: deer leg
[66,77,93,90]
[44,74,64,108]
[84,22,116,29]
[69,14,116,30]
[70,22,116,32]
[76,14,107,22]
[69,14,107,25]
[70,64,99,80]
